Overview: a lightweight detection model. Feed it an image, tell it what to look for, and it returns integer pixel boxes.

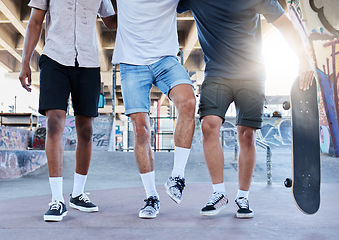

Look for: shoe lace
[207,192,224,205]
[79,193,91,203]
[236,197,249,209]
[143,196,158,208]
[173,177,185,193]
[49,200,62,210]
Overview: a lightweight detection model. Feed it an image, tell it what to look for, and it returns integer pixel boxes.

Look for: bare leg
[201,115,224,184]
[75,116,94,175]
[130,112,154,174]
[44,110,68,221]
[45,110,66,177]
[237,125,257,191]
[169,84,196,148]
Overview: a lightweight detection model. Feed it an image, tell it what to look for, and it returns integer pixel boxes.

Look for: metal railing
[221,128,272,185]
[256,139,272,185]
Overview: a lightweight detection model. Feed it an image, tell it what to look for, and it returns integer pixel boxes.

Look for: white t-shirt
[112,0,180,65]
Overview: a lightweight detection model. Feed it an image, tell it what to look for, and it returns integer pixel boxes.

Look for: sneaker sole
[44,211,67,222]
[69,202,99,212]
[236,212,254,219]
[164,183,181,204]
[139,210,159,219]
[200,203,228,216]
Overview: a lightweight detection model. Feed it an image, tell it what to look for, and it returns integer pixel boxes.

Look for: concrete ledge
[0,126,32,150]
[0,150,47,179]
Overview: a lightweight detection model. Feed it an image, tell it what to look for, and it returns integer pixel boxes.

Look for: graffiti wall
[191,117,292,152]
[0,127,31,151]
[0,150,47,179]
[293,0,339,156]
[38,115,114,151]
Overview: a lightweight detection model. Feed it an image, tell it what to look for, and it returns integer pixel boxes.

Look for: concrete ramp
[0,150,46,179]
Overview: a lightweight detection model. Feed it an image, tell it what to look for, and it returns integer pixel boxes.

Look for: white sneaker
[164,176,185,204]
[139,196,160,219]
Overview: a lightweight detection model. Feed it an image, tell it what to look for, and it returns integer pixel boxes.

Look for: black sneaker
[44,200,67,222]
[69,193,99,212]
[200,192,228,216]
[164,176,186,204]
[235,197,254,218]
[139,196,160,219]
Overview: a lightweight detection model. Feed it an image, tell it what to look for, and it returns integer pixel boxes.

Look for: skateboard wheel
[284,178,292,188]
[283,101,291,110]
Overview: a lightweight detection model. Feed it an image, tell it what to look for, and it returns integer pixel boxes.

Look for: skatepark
[1,147,339,239]
[0,0,339,239]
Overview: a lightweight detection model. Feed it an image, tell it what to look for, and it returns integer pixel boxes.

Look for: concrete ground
[0,149,338,240]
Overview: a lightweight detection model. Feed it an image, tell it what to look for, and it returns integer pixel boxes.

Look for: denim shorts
[120,56,193,115]
[199,77,266,129]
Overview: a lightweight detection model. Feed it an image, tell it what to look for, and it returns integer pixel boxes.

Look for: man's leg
[169,84,196,150]
[130,112,160,219]
[233,79,264,219]
[69,116,98,212]
[199,115,228,216]
[118,62,159,218]
[44,109,68,221]
[170,84,195,177]
[237,125,256,192]
[74,116,94,176]
[201,115,224,185]
[235,125,256,218]
[130,113,154,174]
[45,109,66,198]
[164,84,195,203]
[37,55,73,221]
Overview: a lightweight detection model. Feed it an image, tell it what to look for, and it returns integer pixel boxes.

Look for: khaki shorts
[198,77,265,129]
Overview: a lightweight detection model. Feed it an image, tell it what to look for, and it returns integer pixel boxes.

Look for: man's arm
[19,8,46,92]
[102,14,117,29]
[272,13,315,91]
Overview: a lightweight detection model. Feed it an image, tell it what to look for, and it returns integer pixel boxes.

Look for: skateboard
[284,77,321,215]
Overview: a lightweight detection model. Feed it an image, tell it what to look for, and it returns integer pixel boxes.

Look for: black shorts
[198,77,265,129]
[38,55,101,117]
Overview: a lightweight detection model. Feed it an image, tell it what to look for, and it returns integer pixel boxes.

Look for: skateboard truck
[283,101,291,110]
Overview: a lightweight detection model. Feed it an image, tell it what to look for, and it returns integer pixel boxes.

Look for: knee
[178,96,196,115]
[134,124,151,144]
[46,115,64,137]
[201,120,219,138]
[77,124,93,143]
[238,127,256,146]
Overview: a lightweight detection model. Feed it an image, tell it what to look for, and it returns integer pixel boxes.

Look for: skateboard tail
[292,187,320,215]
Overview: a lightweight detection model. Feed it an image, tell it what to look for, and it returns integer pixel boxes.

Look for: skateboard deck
[290,77,320,214]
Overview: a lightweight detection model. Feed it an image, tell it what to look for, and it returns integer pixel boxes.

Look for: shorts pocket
[38,55,48,68]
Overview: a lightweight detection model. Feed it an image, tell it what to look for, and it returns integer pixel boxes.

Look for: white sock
[236,189,249,199]
[213,183,226,195]
[140,171,158,198]
[49,177,64,203]
[171,146,190,178]
[72,172,87,198]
